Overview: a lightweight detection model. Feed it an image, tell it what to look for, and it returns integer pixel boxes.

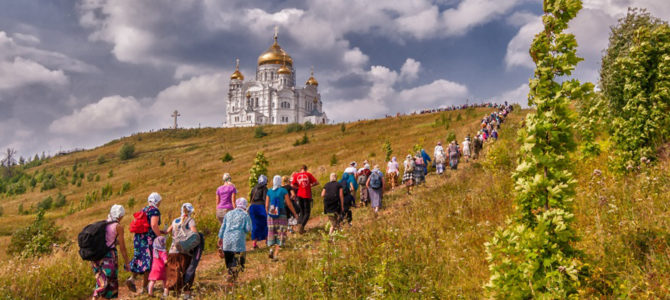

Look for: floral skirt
[267,216,289,247]
[130,233,155,274]
[92,248,118,299]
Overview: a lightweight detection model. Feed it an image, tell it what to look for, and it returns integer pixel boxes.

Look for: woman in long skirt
[367,166,385,214]
[402,155,415,195]
[249,175,268,249]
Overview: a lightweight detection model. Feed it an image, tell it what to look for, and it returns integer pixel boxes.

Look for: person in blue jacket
[420,149,432,175]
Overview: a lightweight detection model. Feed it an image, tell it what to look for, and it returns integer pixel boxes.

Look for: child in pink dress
[147,236,168,296]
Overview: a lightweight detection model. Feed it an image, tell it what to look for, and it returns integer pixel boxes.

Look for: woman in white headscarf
[249,175,268,249]
[265,175,297,260]
[165,203,198,298]
[92,204,130,300]
[127,192,163,294]
[218,198,252,283]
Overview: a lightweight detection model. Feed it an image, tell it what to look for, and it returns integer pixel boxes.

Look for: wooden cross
[171,110,181,129]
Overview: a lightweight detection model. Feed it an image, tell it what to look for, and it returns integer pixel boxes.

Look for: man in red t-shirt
[291,165,319,234]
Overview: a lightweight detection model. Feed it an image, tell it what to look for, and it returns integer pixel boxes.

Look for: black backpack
[78,220,116,261]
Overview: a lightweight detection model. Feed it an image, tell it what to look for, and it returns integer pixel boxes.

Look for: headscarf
[181,202,194,217]
[257,175,268,186]
[373,165,381,174]
[391,156,397,163]
[107,204,125,222]
[152,236,167,257]
[222,173,231,182]
[364,164,370,170]
[272,175,282,190]
[147,192,162,207]
[235,198,248,210]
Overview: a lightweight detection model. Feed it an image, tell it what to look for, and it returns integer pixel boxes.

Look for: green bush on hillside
[119,143,135,160]
[248,152,269,192]
[303,121,315,130]
[37,196,53,211]
[254,126,268,138]
[54,193,67,208]
[221,152,233,163]
[119,182,130,195]
[8,210,66,258]
[97,155,106,165]
[286,123,303,133]
[293,133,309,146]
[330,154,338,166]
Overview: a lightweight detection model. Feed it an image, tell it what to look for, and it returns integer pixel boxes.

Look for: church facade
[224,31,328,127]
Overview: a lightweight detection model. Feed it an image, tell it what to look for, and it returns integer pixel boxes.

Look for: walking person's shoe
[125,278,137,293]
[269,248,274,259]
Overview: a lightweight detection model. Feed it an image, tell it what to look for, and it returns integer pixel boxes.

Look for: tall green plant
[485,0,587,297]
[607,20,670,172]
[382,140,393,162]
[248,151,269,191]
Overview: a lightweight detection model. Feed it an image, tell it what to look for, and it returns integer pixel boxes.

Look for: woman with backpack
[414,153,425,185]
[402,155,415,195]
[127,192,163,294]
[266,175,298,260]
[165,203,198,299]
[281,175,299,233]
[249,175,268,249]
[357,164,371,207]
[339,172,356,226]
[91,204,130,299]
[448,141,460,170]
[367,165,385,214]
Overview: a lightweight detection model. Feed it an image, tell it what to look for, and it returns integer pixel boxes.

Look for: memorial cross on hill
[171,110,181,129]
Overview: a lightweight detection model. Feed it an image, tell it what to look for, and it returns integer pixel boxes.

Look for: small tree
[1,148,17,178]
[340,123,346,133]
[119,143,135,160]
[485,0,587,297]
[382,140,393,162]
[97,155,106,165]
[248,151,269,191]
[330,154,338,166]
[221,152,233,163]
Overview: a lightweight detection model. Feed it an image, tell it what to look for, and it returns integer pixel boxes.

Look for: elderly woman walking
[165,203,199,299]
[216,173,237,224]
[386,157,399,190]
[249,175,268,249]
[218,198,252,283]
[266,175,298,260]
[367,165,385,214]
[402,155,415,195]
[91,204,130,299]
[127,193,163,294]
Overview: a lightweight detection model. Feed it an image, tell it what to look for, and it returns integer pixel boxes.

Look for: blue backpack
[268,189,285,218]
[369,172,382,190]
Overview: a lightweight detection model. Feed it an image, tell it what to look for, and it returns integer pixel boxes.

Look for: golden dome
[306,66,318,86]
[230,58,244,80]
[277,65,291,74]
[258,33,293,66]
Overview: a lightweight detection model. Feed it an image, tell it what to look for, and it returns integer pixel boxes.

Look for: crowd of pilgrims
[84,104,514,299]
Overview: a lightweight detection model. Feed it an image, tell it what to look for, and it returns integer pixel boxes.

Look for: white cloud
[12,32,40,44]
[325,60,468,121]
[504,15,541,69]
[343,47,369,69]
[441,0,522,37]
[500,83,529,106]
[400,58,421,82]
[49,95,142,134]
[0,57,68,90]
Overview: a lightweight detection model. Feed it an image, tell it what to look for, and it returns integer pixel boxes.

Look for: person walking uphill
[165,203,200,299]
[367,165,385,214]
[218,198,252,284]
[266,175,298,261]
[249,175,268,248]
[321,173,344,235]
[292,165,319,234]
[216,173,237,224]
[357,164,371,207]
[386,157,400,190]
[402,155,416,195]
[127,192,163,294]
[339,172,356,226]
[89,204,130,299]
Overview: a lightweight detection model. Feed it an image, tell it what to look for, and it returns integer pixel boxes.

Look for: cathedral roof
[306,67,318,86]
[258,29,293,67]
[277,64,291,75]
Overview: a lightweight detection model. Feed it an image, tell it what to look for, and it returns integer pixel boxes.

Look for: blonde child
[147,236,168,296]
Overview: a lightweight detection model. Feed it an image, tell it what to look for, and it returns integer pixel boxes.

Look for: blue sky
[0,0,668,158]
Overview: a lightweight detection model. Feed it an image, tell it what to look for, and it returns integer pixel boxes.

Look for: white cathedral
[224,30,328,127]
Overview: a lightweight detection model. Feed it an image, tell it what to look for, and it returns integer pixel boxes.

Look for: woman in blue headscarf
[339,173,356,225]
[249,175,268,249]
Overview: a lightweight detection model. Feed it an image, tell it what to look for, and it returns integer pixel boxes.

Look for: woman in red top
[291,165,319,234]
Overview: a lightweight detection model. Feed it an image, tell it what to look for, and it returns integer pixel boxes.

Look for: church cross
[171,110,181,129]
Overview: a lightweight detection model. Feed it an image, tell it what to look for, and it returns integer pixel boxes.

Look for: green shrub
[119,182,130,195]
[53,193,66,208]
[445,131,456,143]
[340,123,346,133]
[18,203,28,215]
[97,155,106,165]
[483,139,515,172]
[330,154,338,166]
[286,123,303,133]
[0,205,3,217]
[127,197,136,208]
[248,152,269,193]
[86,172,95,182]
[108,169,113,178]
[8,210,65,258]
[101,183,113,199]
[382,140,393,162]
[221,152,233,163]
[94,174,100,182]
[119,143,135,160]
[254,126,268,138]
[303,121,315,130]
[160,157,166,166]
[293,133,309,146]
[37,196,53,211]
[40,176,56,192]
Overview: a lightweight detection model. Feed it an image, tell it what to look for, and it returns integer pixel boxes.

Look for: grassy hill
[0,106,668,299]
